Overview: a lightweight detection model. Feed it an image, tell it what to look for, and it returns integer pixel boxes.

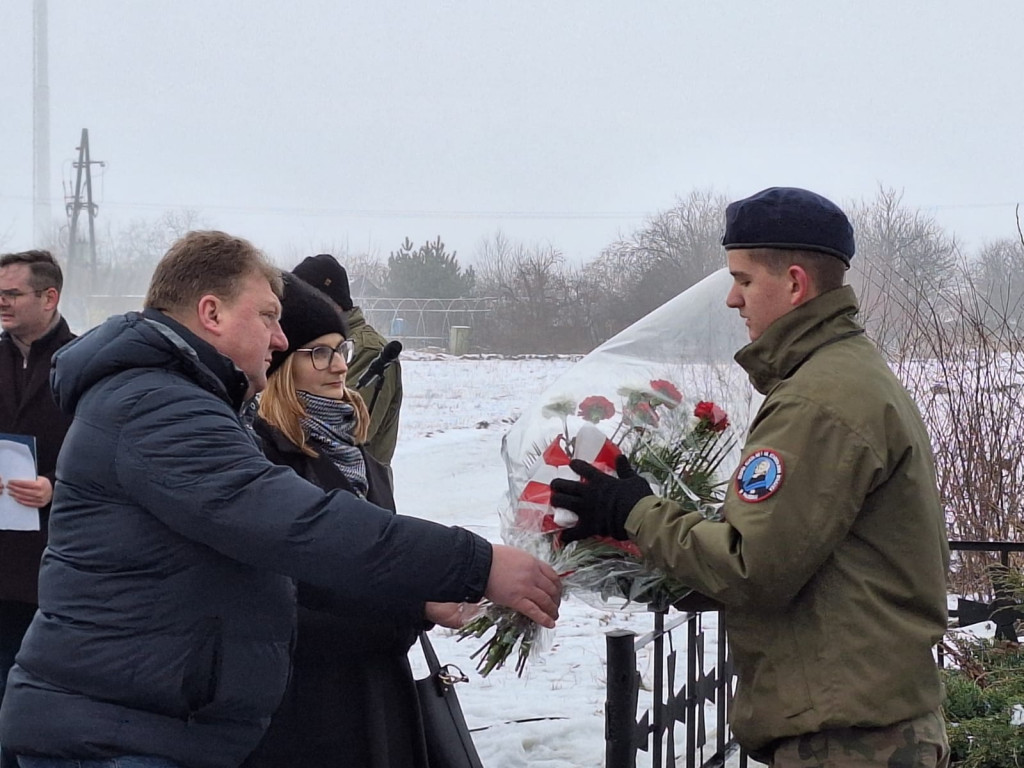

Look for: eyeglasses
[295,339,356,370]
[0,289,46,302]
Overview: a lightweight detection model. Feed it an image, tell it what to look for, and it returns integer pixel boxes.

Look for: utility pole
[33,0,51,244]
[65,129,104,288]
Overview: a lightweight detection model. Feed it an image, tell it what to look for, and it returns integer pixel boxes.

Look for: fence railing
[947,540,1024,644]
[605,593,745,768]
[605,540,1024,768]
[356,296,496,351]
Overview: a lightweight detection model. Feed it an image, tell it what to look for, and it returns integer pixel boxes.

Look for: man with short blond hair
[0,231,560,768]
[0,249,75,768]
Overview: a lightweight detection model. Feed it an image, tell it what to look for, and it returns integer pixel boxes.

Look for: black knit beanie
[292,253,354,311]
[268,272,349,377]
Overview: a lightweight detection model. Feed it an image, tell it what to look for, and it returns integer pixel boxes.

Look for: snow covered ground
[392,352,733,768]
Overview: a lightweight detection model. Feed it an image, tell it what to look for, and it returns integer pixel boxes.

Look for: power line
[1,193,1020,221]
[0,193,649,220]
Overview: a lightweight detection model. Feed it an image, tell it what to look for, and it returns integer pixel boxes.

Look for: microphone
[355,340,403,389]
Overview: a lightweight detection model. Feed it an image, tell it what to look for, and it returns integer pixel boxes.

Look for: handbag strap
[419,631,442,675]
[419,631,469,692]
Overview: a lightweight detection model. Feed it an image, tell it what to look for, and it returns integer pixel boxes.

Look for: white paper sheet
[0,439,41,531]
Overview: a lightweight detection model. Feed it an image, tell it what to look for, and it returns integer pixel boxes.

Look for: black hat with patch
[268,271,348,377]
[722,187,855,267]
[292,253,354,311]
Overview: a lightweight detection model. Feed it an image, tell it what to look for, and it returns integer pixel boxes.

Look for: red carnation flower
[626,401,660,427]
[694,401,730,432]
[577,395,615,424]
[650,379,683,408]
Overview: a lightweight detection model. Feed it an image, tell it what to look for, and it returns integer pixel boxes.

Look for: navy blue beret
[722,187,854,266]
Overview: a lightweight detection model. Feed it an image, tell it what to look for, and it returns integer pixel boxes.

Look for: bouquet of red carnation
[457,378,736,676]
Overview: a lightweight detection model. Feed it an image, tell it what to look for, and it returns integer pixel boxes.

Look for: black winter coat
[0,311,491,768]
[244,421,430,768]
[0,317,75,604]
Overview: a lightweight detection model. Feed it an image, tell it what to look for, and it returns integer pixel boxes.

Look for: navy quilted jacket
[0,310,490,768]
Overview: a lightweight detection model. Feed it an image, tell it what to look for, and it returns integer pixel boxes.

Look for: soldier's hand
[551,455,653,543]
[484,544,562,628]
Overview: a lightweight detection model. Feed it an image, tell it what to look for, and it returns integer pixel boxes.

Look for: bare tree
[594,189,728,330]
[277,242,389,294]
[472,231,594,352]
[971,237,1024,333]
[90,210,208,296]
[848,187,960,354]
[875,257,1024,594]
[473,230,520,300]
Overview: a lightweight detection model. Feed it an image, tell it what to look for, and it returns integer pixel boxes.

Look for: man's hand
[3,476,53,509]
[484,544,562,629]
[550,455,654,543]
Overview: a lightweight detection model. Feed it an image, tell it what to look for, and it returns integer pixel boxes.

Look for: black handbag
[415,631,485,768]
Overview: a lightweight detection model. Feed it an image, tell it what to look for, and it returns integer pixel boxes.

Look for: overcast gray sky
[1,1,1022,267]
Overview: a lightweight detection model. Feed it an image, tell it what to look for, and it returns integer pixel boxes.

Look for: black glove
[550,455,653,543]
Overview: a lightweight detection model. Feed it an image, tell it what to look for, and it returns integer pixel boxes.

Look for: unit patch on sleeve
[735,449,784,502]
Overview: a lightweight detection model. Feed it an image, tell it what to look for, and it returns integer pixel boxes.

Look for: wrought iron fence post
[717,618,727,761]
[686,614,698,768]
[606,629,639,768]
[653,610,664,768]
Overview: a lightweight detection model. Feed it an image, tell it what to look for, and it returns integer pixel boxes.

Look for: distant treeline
[49,187,1024,354]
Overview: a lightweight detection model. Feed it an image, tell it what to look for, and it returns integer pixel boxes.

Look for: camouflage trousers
[769,710,950,768]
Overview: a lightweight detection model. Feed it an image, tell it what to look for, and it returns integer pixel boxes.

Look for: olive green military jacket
[626,286,949,753]
[346,307,403,467]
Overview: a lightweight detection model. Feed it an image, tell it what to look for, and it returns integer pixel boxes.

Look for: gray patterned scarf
[298,391,368,497]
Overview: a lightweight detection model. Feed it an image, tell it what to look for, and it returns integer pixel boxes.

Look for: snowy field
[392,352,733,768]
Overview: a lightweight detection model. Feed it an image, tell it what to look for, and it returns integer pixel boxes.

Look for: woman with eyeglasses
[244,272,468,768]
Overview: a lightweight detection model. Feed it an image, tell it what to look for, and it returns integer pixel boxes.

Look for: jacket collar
[253,417,304,457]
[734,285,865,395]
[345,306,366,331]
[2,312,67,358]
[140,309,251,411]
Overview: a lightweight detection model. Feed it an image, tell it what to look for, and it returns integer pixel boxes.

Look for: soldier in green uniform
[552,187,950,767]
[293,254,403,469]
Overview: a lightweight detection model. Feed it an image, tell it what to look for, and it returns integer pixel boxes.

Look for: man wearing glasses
[0,250,76,768]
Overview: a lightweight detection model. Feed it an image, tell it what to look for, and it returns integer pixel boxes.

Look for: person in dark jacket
[292,254,403,469]
[0,250,76,768]
[0,231,560,768]
[245,273,467,768]
[551,189,949,766]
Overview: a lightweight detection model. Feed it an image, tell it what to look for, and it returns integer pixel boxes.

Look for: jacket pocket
[779,623,814,719]
[182,617,221,713]
[727,612,814,721]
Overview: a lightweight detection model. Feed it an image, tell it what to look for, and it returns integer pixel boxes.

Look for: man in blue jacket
[0,231,560,768]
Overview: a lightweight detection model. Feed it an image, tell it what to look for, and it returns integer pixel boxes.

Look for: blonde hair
[259,352,370,456]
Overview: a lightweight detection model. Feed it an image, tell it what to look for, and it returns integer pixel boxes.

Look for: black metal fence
[605,594,746,768]
[357,296,495,351]
[946,540,1024,646]
[604,540,1024,768]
